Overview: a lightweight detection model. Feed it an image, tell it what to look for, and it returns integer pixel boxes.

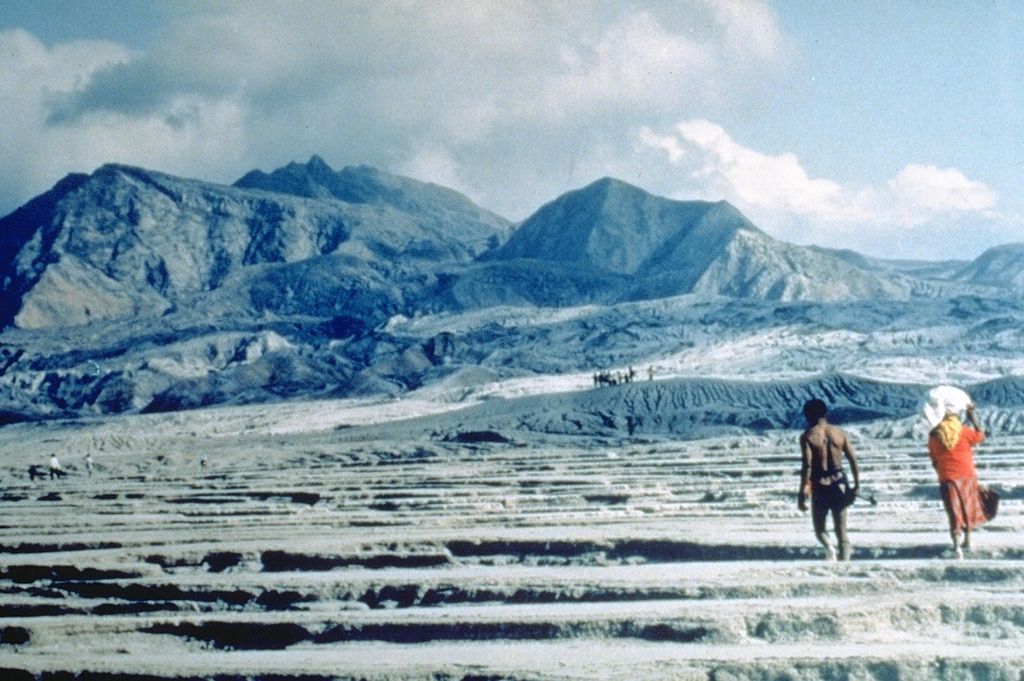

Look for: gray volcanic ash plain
[2,400,1024,680]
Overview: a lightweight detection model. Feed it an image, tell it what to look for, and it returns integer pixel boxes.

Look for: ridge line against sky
[1,0,1022,261]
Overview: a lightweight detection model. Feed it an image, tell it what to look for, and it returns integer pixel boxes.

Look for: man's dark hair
[803,399,828,423]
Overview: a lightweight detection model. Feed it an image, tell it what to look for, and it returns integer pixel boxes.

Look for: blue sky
[1,1,1021,260]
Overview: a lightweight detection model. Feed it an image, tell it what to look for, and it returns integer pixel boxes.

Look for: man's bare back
[801,423,852,478]
[797,399,861,561]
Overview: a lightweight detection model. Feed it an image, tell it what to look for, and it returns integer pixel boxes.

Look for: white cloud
[888,164,999,222]
[639,119,1000,234]
[0,1,791,219]
[0,29,248,211]
[2,1,1018,263]
[0,28,131,95]
[712,0,788,61]
[537,11,713,120]
[0,29,129,204]
[396,146,470,197]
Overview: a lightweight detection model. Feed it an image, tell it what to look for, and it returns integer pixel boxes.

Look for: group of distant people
[27,453,93,481]
[593,366,657,387]
[799,386,996,561]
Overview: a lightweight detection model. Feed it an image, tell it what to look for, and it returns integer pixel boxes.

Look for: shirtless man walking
[798,399,861,561]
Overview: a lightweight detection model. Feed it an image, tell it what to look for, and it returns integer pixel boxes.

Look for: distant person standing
[924,387,996,559]
[798,399,860,561]
[49,455,67,479]
[85,453,95,476]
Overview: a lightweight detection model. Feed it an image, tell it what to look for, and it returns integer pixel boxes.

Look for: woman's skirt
[939,477,994,533]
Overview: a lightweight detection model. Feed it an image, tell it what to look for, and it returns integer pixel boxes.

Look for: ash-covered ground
[2,389,1024,681]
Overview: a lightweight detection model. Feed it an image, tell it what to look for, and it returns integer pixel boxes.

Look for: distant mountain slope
[0,161,510,329]
[809,246,982,297]
[685,229,908,301]
[488,178,745,277]
[234,156,512,256]
[952,243,1024,289]
[476,178,910,304]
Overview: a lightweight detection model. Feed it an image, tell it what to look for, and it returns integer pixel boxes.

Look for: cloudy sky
[2,1,1022,260]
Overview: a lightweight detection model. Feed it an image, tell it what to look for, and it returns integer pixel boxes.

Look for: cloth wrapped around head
[922,385,972,428]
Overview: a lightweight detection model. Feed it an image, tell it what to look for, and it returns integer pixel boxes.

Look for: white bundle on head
[921,385,972,428]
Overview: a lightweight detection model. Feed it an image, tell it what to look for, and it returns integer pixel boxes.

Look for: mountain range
[2,156,1024,430]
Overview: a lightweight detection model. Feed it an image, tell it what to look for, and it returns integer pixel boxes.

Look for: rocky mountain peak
[487,177,755,277]
[0,158,513,330]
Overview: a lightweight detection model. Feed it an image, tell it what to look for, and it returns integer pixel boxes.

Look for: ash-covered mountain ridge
[469,178,909,305]
[2,156,1024,430]
[0,158,512,330]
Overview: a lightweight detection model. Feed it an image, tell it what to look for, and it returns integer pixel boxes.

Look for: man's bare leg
[813,498,836,561]
[834,507,851,561]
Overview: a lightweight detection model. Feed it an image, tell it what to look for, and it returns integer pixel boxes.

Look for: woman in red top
[927,403,991,558]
